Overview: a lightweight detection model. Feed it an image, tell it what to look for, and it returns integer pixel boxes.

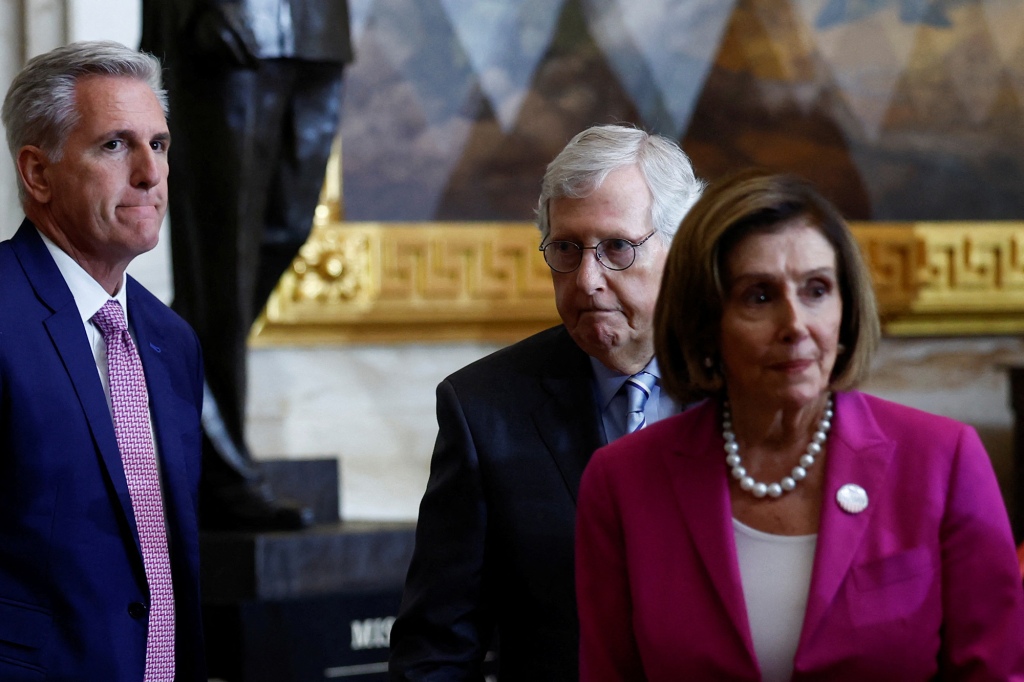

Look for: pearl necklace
[722,395,834,499]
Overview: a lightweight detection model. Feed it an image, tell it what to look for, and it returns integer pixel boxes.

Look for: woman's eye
[742,287,770,305]
[805,279,832,298]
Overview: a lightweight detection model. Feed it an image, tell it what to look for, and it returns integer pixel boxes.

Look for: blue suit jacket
[0,222,206,681]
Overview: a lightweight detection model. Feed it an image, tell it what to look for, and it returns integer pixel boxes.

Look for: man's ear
[16,146,52,203]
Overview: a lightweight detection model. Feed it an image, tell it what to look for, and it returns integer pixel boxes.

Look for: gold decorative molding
[855,222,1024,335]
[251,220,1024,346]
[251,220,558,345]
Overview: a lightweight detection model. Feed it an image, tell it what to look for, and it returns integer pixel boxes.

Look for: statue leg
[167,58,316,530]
[168,59,261,447]
[253,59,345,317]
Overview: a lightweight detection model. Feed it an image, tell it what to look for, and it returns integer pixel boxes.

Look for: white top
[732,518,817,682]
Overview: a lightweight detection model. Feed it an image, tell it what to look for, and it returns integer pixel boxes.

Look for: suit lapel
[664,400,757,658]
[799,391,895,647]
[533,328,604,504]
[128,280,200,551]
[12,223,143,552]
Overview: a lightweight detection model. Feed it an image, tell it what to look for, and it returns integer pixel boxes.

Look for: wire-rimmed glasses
[539,231,658,273]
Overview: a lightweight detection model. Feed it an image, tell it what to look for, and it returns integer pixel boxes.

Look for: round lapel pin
[836,483,868,514]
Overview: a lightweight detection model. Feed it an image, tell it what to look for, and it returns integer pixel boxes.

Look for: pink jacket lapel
[798,391,896,650]
[663,399,758,664]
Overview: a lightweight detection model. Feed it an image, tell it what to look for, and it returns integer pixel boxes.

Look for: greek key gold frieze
[852,222,1024,335]
[252,222,559,344]
[252,221,1024,345]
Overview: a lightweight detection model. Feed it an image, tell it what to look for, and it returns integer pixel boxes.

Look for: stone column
[0,0,69,240]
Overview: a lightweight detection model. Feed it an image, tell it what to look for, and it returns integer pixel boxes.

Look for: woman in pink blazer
[576,170,1024,681]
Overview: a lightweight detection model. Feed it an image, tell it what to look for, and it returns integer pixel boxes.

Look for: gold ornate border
[858,222,1024,335]
[251,220,558,345]
[250,218,1024,346]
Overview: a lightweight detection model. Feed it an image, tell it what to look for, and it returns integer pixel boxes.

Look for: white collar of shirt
[37,228,160,464]
[38,228,129,323]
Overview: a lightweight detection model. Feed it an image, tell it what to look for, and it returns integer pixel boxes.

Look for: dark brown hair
[654,168,879,403]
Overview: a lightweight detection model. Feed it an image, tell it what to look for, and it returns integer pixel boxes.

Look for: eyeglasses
[539,231,658,273]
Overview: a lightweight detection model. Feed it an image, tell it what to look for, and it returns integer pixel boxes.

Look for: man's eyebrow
[95,129,171,144]
[102,128,135,139]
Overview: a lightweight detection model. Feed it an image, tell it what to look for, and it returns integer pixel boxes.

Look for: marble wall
[247,342,498,520]
[246,335,1024,522]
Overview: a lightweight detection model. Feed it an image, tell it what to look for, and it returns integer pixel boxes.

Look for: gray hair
[537,124,704,242]
[2,40,167,201]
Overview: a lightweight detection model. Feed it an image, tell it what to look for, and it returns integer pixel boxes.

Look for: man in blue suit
[0,41,205,680]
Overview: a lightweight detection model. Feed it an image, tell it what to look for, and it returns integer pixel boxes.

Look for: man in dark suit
[0,41,205,680]
[140,0,354,530]
[389,125,704,680]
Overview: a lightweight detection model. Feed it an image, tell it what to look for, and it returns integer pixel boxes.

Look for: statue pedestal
[201,459,414,681]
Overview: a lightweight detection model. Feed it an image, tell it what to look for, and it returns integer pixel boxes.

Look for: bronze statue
[141,0,354,530]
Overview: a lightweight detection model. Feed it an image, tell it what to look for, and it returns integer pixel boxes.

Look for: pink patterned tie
[92,300,175,681]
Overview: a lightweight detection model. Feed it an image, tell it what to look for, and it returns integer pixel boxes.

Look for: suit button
[128,602,148,619]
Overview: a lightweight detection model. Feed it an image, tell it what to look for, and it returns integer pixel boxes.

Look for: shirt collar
[38,228,129,325]
[589,355,662,411]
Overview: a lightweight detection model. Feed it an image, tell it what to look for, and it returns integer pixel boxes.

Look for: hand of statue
[187,3,260,68]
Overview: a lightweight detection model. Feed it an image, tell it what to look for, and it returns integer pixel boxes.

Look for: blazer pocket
[0,659,45,682]
[0,597,51,671]
[849,547,938,627]
[853,546,934,591]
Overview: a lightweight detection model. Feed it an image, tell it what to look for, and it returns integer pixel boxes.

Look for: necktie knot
[624,371,656,434]
[92,299,128,339]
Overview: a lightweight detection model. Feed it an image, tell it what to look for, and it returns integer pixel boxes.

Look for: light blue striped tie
[624,371,657,434]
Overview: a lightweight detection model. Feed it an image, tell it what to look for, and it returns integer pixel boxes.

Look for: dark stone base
[205,588,403,682]
[259,458,340,526]
[201,521,416,603]
[201,459,417,681]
